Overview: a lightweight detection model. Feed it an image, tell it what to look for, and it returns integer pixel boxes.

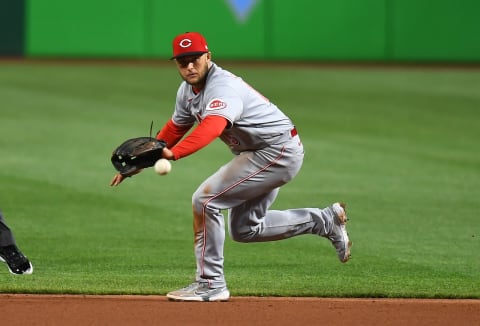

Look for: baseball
[154,159,172,175]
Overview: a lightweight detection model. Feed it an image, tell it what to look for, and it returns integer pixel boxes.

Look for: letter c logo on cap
[179,38,192,48]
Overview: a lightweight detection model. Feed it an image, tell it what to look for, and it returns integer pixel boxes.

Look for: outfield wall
[2,0,479,62]
[0,0,25,55]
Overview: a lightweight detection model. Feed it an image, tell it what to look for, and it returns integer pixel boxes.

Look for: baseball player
[0,208,33,275]
[110,32,351,301]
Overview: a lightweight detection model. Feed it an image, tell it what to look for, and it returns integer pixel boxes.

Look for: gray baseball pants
[191,134,337,288]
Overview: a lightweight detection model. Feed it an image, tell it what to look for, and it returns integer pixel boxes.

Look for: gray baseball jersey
[171,63,341,288]
[172,63,294,153]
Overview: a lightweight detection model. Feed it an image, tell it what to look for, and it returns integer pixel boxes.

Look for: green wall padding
[26,0,147,57]
[23,0,480,62]
[0,0,25,56]
[391,0,480,61]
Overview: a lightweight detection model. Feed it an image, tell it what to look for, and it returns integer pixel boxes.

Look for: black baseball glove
[111,137,167,176]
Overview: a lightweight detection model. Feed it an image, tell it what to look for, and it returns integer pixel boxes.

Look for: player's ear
[206,52,212,61]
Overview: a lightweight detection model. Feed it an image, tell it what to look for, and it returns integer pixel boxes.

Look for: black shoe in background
[0,245,33,275]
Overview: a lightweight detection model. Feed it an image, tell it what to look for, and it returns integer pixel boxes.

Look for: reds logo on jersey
[206,99,227,111]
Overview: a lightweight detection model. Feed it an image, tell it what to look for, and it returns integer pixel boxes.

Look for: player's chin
[185,75,199,84]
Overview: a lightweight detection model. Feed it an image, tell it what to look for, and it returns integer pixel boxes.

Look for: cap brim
[170,51,208,60]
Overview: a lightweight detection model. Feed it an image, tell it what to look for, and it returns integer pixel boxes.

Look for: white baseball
[154,159,172,175]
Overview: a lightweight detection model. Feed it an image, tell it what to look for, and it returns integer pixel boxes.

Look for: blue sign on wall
[227,0,258,22]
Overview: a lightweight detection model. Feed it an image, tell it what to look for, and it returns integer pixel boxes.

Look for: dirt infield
[1,294,479,326]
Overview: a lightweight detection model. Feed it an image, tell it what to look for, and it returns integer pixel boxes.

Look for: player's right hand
[162,147,174,160]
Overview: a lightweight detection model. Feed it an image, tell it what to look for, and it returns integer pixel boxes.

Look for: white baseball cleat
[328,202,352,263]
[167,282,230,302]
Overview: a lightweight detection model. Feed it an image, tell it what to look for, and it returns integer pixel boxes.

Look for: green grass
[0,61,479,298]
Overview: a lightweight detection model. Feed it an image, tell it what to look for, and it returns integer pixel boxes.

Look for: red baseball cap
[171,32,209,59]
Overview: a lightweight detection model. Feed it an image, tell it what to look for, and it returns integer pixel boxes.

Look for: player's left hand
[110,169,143,186]
[110,173,125,186]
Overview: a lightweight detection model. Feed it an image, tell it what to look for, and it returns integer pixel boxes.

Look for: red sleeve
[156,119,192,148]
[171,115,228,160]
